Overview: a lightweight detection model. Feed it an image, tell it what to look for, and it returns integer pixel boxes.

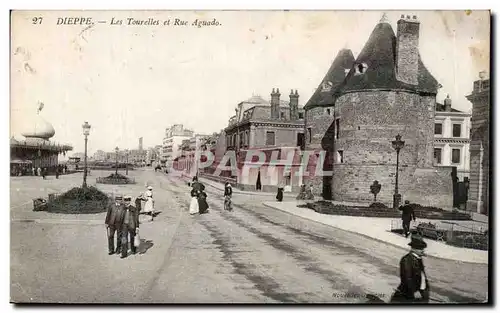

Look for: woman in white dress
[143,186,155,222]
[189,188,199,215]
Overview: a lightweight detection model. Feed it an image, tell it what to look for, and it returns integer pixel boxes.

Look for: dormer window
[355,63,368,75]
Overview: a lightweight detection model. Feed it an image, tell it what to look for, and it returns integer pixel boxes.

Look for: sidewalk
[263,201,488,264]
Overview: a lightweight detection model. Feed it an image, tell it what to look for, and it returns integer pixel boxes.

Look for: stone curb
[262,202,488,265]
[11,214,155,225]
[11,218,104,225]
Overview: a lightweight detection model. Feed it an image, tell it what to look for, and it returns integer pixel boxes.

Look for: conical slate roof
[304,49,355,110]
[336,20,440,95]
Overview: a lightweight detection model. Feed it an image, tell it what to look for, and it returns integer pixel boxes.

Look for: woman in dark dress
[198,190,209,214]
[276,183,284,202]
[224,183,233,211]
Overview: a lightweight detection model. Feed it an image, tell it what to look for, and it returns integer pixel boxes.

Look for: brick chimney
[444,94,452,112]
[396,14,420,85]
[289,89,299,120]
[270,88,281,119]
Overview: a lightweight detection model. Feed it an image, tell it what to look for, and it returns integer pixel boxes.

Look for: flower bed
[96,173,135,185]
[45,186,110,214]
[300,201,471,220]
[391,224,488,251]
[447,233,488,251]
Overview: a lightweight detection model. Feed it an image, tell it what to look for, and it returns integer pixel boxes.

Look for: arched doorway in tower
[321,119,336,200]
[256,170,262,191]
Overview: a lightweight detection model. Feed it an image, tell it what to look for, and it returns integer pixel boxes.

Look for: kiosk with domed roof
[10,103,73,176]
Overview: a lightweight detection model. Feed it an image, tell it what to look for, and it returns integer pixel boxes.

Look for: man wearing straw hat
[121,196,140,259]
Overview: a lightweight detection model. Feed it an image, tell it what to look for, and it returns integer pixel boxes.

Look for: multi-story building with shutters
[222,91,306,192]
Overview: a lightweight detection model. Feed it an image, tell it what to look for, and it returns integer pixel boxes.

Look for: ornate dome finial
[37,101,44,115]
[379,13,390,24]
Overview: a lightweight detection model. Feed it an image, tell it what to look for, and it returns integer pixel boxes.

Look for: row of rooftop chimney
[268,88,301,120]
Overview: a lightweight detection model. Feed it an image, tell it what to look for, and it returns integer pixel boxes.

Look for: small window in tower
[280,111,285,119]
[355,63,368,75]
[298,112,304,119]
[326,109,331,115]
[337,150,344,163]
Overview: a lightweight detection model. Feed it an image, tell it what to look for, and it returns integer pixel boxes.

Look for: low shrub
[302,200,472,220]
[46,186,110,214]
[97,173,135,184]
[369,202,389,210]
[58,186,108,202]
[106,173,129,179]
[447,232,488,251]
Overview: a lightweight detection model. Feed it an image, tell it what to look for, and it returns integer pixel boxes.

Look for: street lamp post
[82,122,91,188]
[115,147,119,175]
[125,149,129,175]
[391,134,405,209]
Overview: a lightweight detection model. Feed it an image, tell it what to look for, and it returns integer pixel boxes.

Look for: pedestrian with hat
[143,186,155,222]
[105,195,126,255]
[399,200,416,238]
[390,235,430,303]
[120,196,140,259]
[224,182,233,211]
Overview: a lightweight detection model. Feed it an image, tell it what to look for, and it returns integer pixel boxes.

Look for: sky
[10,10,490,156]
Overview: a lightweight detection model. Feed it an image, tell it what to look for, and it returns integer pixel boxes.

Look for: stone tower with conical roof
[303,48,355,199]
[304,14,453,208]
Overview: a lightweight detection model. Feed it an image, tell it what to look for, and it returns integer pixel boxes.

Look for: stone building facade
[161,124,194,167]
[223,91,305,192]
[176,134,209,178]
[303,14,454,208]
[466,71,490,215]
[199,130,233,183]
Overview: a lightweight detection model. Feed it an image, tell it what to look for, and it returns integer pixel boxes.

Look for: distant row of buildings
[82,137,148,165]
[161,14,490,215]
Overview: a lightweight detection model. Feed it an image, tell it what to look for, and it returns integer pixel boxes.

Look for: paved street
[11,169,488,303]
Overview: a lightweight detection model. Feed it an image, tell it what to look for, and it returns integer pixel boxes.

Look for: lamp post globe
[82,122,91,188]
[391,134,405,209]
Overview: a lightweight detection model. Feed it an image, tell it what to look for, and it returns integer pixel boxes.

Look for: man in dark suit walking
[399,200,416,238]
[121,196,140,258]
[105,195,125,255]
[390,235,430,303]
